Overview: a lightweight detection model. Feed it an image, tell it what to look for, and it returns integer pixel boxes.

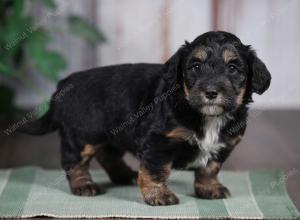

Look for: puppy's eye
[191,64,201,71]
[228,64,237,72]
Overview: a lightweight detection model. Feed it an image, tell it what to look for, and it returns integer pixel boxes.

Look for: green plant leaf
[29,50,66,82]
[12,0,25,17]
[2,15,32,53]
[26,29,51,54]
[67,15,106,44]
[32,0,57,10]
[26,30,66,81]
[0,61,12,76]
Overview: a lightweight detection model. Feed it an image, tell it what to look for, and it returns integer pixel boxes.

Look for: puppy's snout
[205,90,218,100]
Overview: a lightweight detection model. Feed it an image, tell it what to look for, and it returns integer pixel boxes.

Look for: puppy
[19,31,271,206]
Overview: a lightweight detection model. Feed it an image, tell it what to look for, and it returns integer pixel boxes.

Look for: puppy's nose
[205,90,218,100]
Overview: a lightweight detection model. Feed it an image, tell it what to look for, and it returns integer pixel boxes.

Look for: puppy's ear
[163,42,189,85]
[248,50,271,95]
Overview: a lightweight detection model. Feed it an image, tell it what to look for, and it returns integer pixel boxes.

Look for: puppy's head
[164,31,271,116]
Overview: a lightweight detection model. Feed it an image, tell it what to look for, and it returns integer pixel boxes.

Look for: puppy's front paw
[143,186,179,206]
[195,182,230,199]
[71,181,102,197]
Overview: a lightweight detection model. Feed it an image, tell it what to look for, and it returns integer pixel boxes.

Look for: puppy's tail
[17,109,57,135]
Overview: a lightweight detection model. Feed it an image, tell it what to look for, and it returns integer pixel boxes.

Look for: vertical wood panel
[161,0,171,61]
[97,0,165,66]
[82,0,98,69]
[217,0,300,108]
[53,0,93,75]
[97,0,212,65]
[12,0,300,108]
[212,0,220,31]
[168,0,211,55]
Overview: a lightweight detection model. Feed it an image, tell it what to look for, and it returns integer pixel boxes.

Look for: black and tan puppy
[19,31,271,206]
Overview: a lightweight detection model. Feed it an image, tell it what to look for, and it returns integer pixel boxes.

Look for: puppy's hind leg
[95,145,137,185]
[60,133,101,196]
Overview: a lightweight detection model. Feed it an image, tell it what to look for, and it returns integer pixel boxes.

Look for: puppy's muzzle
[202,85,221,102]
[199,86,225,116]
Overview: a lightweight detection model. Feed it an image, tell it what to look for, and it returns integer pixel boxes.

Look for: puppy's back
[50,63,164,137]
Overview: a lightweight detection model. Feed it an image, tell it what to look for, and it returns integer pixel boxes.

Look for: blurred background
[0,0,299,208]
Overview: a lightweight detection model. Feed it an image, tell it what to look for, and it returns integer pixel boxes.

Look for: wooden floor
[1,109,299,219]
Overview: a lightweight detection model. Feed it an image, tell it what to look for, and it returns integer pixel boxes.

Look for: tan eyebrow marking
[223,49,238,63]
[193,48,207,61]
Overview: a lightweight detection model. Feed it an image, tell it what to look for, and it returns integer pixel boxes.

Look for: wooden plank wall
[97,0,211,65]
[13,0,300,109]
[216,0,300,108]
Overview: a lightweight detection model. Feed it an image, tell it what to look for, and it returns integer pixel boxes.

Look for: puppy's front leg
[138,163,179,206]
[194,161,230,199]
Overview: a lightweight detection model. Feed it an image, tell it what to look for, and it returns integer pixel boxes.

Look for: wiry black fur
[18,31,271,200]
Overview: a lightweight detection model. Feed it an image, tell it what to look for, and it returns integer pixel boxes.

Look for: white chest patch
[186,116,227,169]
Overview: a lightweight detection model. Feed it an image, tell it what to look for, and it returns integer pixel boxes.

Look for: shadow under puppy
[19,31,271,206]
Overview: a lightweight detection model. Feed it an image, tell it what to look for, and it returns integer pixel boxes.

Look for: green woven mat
[0,167,299,219]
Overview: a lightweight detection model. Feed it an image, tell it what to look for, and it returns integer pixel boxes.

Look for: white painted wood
[168,0,212,57]
[12,0,300,109]
[218,0,300,108]
[97,0,165,65]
